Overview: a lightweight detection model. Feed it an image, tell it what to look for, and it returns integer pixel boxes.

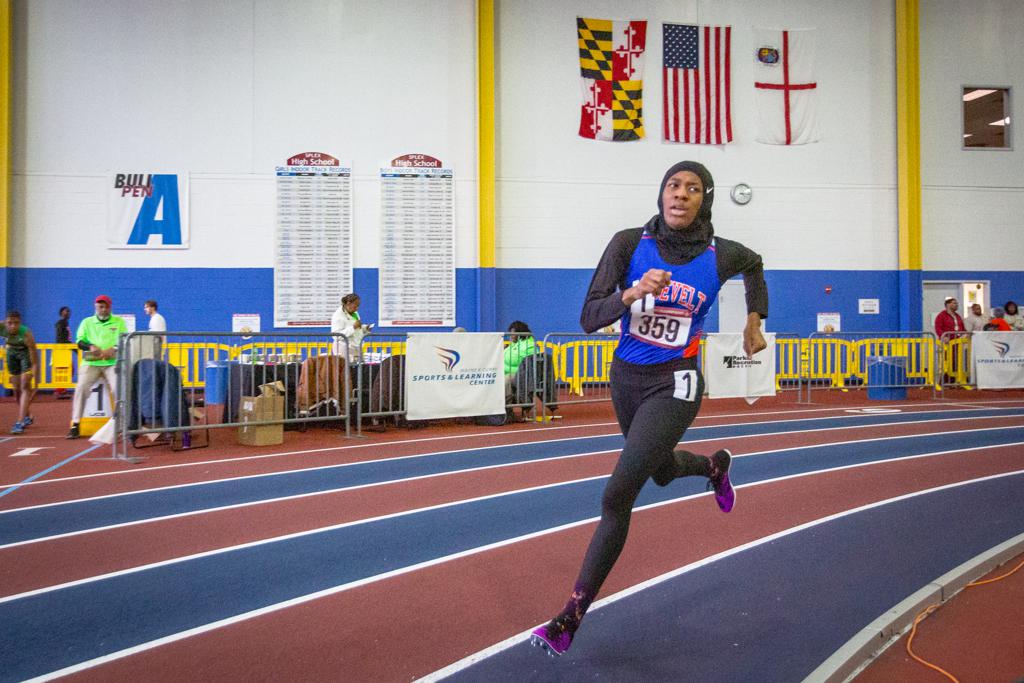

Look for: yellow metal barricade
[50,344,76,388]
[939,333,971,387]
[0,333,951,400]
[0,343,78,390]
[771,335,806,392]
[851,336,936,386]
[556,338,617,396]
[802,336,852,388]
[361,339,407,359]
[165,343,233,388]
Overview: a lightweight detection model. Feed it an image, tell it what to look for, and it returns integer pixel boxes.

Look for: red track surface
[3,393,1023,681]
[59,445,1024,682]
[5,417,1023,599]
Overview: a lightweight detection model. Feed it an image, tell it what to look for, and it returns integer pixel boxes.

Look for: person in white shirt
[143,299,167,357]
[963,303,988,333]
[331,293,370,362]
[144,300,166,331]
[1002,301,1024,331]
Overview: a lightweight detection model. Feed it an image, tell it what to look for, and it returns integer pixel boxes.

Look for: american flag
[663,23,732,144]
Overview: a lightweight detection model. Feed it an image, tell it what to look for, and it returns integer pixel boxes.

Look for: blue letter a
[127,174,182,245]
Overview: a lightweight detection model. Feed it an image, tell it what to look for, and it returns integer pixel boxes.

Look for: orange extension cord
[905,556,1024,682]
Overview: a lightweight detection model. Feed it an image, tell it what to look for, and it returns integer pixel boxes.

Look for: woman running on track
[531,160,769,656]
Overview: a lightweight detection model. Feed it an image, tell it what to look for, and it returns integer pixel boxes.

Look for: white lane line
[418,467,1024,682]
[25,465,1024,683]
[0,473,608,606]
[4,404,1021,496]
[8,402,1020,489]
[0,423,621,487]
[4,439,1023,602]
[9,420,1020,552]
[0,449,621,551]
[0,445,103,500]
[2,412,1021,521]
[2,413,1022,534]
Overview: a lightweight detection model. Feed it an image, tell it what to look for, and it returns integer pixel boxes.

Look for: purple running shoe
[706,449,735,512]
[530,619,573,657]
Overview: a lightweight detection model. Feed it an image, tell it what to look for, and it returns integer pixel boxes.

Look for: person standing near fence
[963,303,987,333]
[66,295,127,439]
[934,297,966,385]
[934,297,965,338]
[54,306,72,399]
[144,299,167,357]
[530,160,768,657]
[1002,301,1024,331]
[55,306,71,344]
[144,300,166,332]
[331,293,370,362]
[2,312,39,434]
[984,307,1012,331]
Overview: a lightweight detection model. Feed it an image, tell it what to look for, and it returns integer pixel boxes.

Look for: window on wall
[962,87,1011,150]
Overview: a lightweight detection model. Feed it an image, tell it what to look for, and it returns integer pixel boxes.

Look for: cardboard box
[237,381,285,446]
[205,404,225,425]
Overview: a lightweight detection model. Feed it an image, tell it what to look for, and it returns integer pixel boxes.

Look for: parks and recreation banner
[705,333,777,399]
[107,172,189,249]
[405,332,505,420]
[972,332,1024,389]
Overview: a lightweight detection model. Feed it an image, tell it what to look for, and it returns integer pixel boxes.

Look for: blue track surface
[1,425,1023,680]
[451,473,1024,682]
[1,407,1020,546]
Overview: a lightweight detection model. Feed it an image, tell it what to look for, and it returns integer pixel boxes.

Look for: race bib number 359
[629,293,692,348]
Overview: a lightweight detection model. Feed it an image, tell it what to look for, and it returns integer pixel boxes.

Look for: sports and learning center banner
[107,173,189,249]
[972,332,1024,389]
[405,333,504,420]
[705,333,777,399]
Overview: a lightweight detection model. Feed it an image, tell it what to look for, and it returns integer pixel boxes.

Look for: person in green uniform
[2,311,39,434]
[503,321,537,402]
[67,295,127,439]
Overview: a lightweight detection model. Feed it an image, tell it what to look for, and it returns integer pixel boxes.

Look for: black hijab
[643,160,715,263]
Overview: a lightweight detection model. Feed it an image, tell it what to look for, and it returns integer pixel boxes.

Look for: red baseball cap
[94,295,112,306]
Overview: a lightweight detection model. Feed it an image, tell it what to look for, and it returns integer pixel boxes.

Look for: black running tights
[573,357,707,596]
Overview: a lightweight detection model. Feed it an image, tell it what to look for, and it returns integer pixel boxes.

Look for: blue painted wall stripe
[4,268,1024,341]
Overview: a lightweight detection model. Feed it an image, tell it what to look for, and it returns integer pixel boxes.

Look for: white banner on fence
[405,333,504,420]
[972,332,1024,389]
[705,333,777,399]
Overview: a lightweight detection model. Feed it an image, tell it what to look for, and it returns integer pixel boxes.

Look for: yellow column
[476,0,497,330]
[477,0,495,270]
[0,0,11,272]
[895,0,922,330]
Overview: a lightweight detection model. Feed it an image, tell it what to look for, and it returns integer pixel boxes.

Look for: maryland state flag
[577,17,647,141]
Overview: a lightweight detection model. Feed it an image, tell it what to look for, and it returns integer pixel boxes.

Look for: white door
[718,279,749,333]
[922,282,960,332]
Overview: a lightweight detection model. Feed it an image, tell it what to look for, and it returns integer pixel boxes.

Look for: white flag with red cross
[753,28,818,145]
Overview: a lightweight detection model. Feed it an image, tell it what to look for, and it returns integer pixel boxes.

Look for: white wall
[495,0,898,271]
[12,0,1022,281]
[9,0,478,269]
[919,0,1024,271]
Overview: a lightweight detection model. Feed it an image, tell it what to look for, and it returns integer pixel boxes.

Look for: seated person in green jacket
[504,320,536,402]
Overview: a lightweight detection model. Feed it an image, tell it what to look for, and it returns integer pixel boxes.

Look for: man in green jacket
[67,295,127,439]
